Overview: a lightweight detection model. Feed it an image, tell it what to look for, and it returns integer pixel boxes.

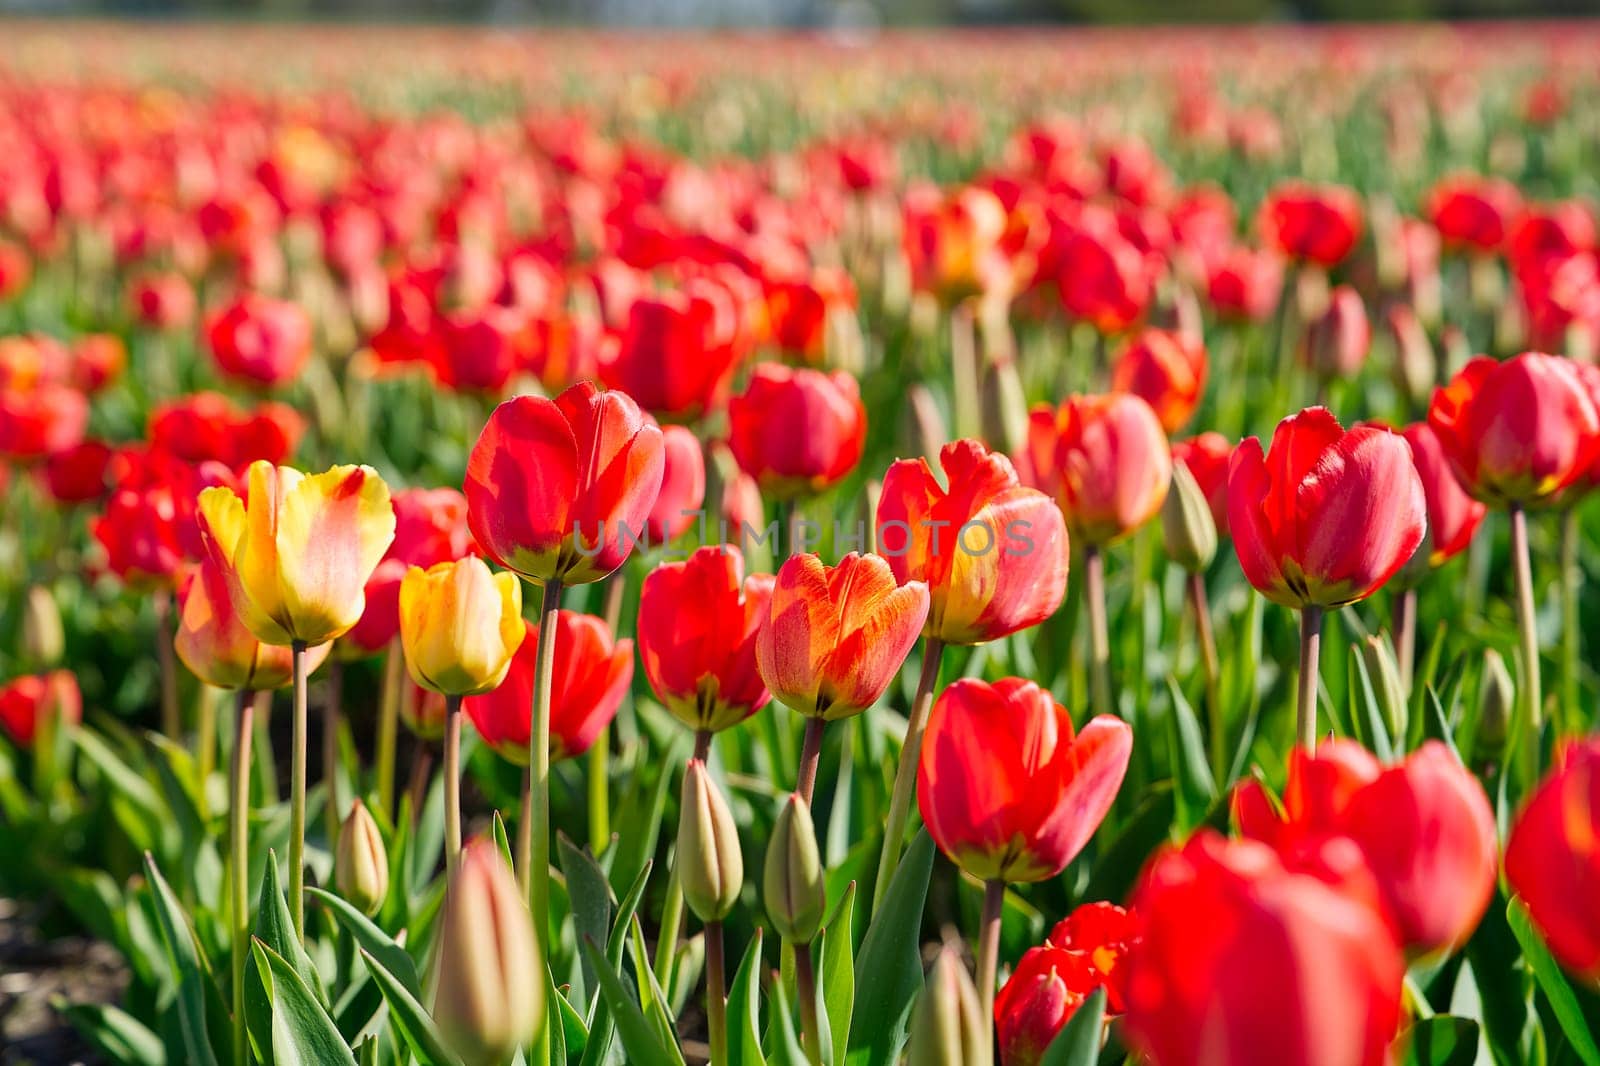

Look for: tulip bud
[904,947,989,1066]
[399,557,525,697]
[433,839,543,1066]
[1301,285,1370,380]
[1386,305,1436,409]
[1476,649,1514,761]
[678,759,743,922]
[21,585,64,668]
[1360,636,1408,741]
[335,800,389,916]
[1161,463,1217,573]
[982,354,1029,458]
[906,384,947,465]
[763,795,825,944]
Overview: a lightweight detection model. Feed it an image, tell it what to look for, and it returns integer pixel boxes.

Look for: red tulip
[1258,182,1364,266]
[1398,422,1487,567]
[599,290,744,418]
[72,335,124,394]
[204,293,312,388]
[465,381,665,586]
[1019,393,1170,547]
[464,612,633,764]
[1171,433,1233,536]
[0,381,88,462]
[918,677,1131,882]
[996,902,1138,1066]
[1427,352,1600,507]
[755,552,929,720]
[727,364,866,500]
[43,439,112,504]
[1301,285,1370,380]
[1509,201,1595,267]
[879,439,1068,646]
[1054,209,1152,334]
[1205,245,1283,322]
[1122,831,1404,1066]
[434,307,524,394]
[149,392,304,472]
[1228,408,1425,608]
[128,271,197,330]
[1505,737,1600,980]
[645,424,706,544]
[1426,174,1522,253]
[1110,329,1207,434]
[902,184,1011,304]
[1237,739,1497,955]
[0,239,29,302]
[638,546,773,733]
[91,485,187,589]
[764,270,854,363]
[0,671,81,747]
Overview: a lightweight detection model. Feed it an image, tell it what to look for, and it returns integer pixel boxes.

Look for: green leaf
[766,979,810,1066]
[581,937,686,1066]
[610,737,684,897]
[820,882,855,1066]
[1400,1016,1481,1066]
[141,853,220,1066]
[559,833,615,1008]
[492,811,515,874]
[1348,651,1394,762]
[58,999,168,1066]
[845,831,934,1066]
[246,854,326,1064]
[1038,987,1105,1066]
[727,929,768,1066]
[555,984,589,1063]
[1507,896,1600,1066]
[356,947,463,1066]
[250,940,357,1066]
[1165,676,1217,828]
[307,888,421,998]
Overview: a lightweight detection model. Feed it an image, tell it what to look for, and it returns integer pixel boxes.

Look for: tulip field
[8,17,1600,1066]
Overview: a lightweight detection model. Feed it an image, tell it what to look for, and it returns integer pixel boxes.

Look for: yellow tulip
[198,461,396,648]
[399,558,525,696]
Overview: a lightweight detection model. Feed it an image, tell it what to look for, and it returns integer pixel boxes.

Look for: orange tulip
[755,552,929,721]
[1019,393,1170,547]
[1110,328,1207,434]
[877,439,1067,646]
[918,677,1131,883]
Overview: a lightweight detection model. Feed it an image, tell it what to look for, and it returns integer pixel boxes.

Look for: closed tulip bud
[1505,738,1600,980]
[1019,394,1170,548]
[433,839,543,1066]
[1387,306,1436,408]
[881,440,1067,647]
[756,552,928,721]
[335,800,388,916]
[465,381,665,586]
[399,558,525,697]
[1428,352,1600,507]
[198,461,396,648]
[1229,408,1425,609]
[905,947,989,1066]
[1160,463,1216,573]
[763,795,825,944]
[920,678,1131,883]
[678,759,743,922]
[21,585,64,668]
[1301,285,1370,380]
[1476,649,1514,760]
[1360,636,1408,741]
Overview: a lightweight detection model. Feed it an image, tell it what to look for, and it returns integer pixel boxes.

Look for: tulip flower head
[995,902,1138,1066]
[639,546,773,734]
[755,552,929,721]
[1258,181,1364,267]
[335,799,389,916]
[0,671,81,747]
[198,460,396,647]
[906,947,989,1066]
[645,424,707,544]
[1505,738,1600,980]
[205,293,313,388]
[1170,432,1233,535]
[1228,408,1425,608]
[1427,352,1600,507]
[678,758,744,922]
[1398,422,1487,569]
[727,363,867,501]
[465,380,665,586]
[399,557,525,696]
[1110,328,1207,434]
[1020,393,1171,547]
[918,678,1132,883]
[879,439,1068,646]
[464,612,633,764]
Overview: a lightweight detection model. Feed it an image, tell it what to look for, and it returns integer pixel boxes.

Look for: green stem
[1393,586,1418,695]
[230,688,255,1066]
[155,589,181,741]
[290,640,308,940]
[1510,505,1543,738]
[323,660,343,856]
[705,920,729,1066]
[590,572,627,853]
[653,862,686,992]
[976,879,1005,1030]
[196,686,218,820]
[1188,572,1223,776]
[375,636,403,820]
[526,579,563,952]
[795,716,826,808]
[1085,546,1113,721]
[444,694,463,877]
[1559,507,1580,732]
[795,943,824,1066]
[871,637,944,918]
[1297,606,1325,752]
